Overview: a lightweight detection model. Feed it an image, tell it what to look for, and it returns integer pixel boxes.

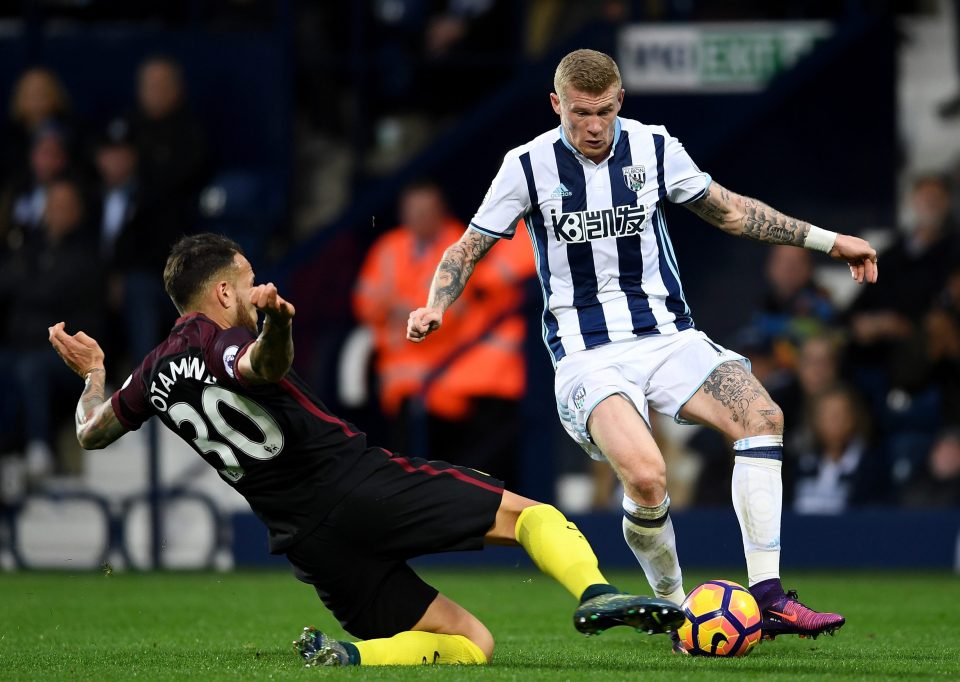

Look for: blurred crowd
[0,59,209,495]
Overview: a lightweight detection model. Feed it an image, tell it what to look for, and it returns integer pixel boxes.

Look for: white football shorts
[554,328,748,461]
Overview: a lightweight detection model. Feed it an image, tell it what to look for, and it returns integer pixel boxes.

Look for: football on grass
[677,579,762,656]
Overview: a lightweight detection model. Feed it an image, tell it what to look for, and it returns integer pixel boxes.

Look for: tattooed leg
[681,362,787,588]
[680,361,783,439]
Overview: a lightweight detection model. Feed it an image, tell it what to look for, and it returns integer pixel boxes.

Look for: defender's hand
[250,283,295,323]
[48,322,105,378]
[829,234,878,284]
[407,307,443,343]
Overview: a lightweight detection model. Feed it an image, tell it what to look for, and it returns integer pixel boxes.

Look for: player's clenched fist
[48,321,105,378]
[407,307,443,343]
[250,283,295,322]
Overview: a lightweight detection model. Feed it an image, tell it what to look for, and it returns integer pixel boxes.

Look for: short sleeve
[206,325,257,389]
[468,151,532,240]
[111,360,152,432]
[660,130,711,205]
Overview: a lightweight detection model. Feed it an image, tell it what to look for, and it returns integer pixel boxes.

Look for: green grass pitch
[2,569,958,680]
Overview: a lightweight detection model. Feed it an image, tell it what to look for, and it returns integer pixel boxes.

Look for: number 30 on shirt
[168,385,284,482]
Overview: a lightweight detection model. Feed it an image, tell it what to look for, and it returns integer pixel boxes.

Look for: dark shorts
[285,454,504,640]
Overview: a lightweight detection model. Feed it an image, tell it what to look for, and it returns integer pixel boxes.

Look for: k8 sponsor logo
[551,204,648,243]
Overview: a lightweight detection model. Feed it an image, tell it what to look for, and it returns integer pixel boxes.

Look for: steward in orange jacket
[354,183,535,422]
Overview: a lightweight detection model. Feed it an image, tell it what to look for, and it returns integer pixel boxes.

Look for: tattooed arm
[48,322,127,450]
[407,228,498,342]
[74,369,126,449]
[686,181,879,284]
[686,181,812,245]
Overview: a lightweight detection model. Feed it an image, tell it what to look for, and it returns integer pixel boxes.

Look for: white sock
[732,435,784,586]
[622,494,685,604]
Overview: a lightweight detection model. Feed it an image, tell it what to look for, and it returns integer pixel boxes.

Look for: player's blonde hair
[554,49,621,100]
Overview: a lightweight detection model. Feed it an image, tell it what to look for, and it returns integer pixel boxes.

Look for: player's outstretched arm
[237,283,296,384]
[686,181,878,284]
[48,322,128,450]
[407,227,498,343]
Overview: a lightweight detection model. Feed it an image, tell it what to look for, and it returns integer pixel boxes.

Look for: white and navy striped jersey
[469,117,711,366]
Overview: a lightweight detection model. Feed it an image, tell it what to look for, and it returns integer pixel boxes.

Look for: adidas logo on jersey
[551,183,573,198]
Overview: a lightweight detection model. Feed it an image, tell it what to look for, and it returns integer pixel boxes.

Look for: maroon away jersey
[111,313,387,552]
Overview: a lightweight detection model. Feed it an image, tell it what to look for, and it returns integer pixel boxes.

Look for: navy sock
[340,640,361,665]
[579,583,620,604]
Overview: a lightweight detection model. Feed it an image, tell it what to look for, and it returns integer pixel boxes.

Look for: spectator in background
[750,245,835,373]
[131,56,209,229]
[773,332,843,457]
[791,384,890,514]
[0,123,74,253]
[0,179,103,480]
[2,67,73,185]
[102,56,207,355]
[354,181,534,485]
[900,430,960,508]
[0,125,76,456]
[847,174,958,478]
[96,118,139,262]
[925,263,960,427]
[94,116,182,363]
[848,174,959,377]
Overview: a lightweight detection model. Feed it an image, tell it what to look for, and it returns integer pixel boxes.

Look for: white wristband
[803,225,837,253]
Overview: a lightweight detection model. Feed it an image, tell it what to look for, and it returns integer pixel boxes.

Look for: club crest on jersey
[223,345,239,379]
[623,165,646,192]
[551,204,647,243]
[573,384,586,410]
